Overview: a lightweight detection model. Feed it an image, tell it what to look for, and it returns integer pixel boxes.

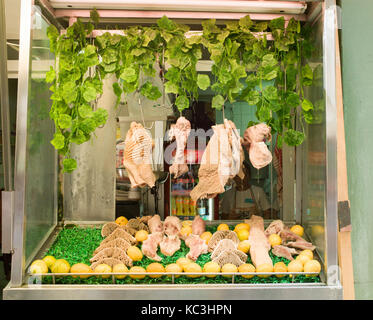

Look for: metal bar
[323,0,339,286]
[296,108,303,225]
[10,0,33,287]
[1,191,14,253]
[0,0,13,191]
[54,9,307,21]
[49,1,307,14]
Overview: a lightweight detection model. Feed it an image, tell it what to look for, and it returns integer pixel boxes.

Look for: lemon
[203,261,220,278]
[217,223,229,231]
[135,230,149,242]
[184,262,202,278]
[287,260,303,277]
[42,256,56,270]
[180,226,193,237]
[165,263,183,278]
[238,263,255,279]
[296,254,312,266]
[273,262,287,278]
[256,263,273,278]
[311,225,325,237]
[221,263,238,278]
[237,240,251,254]
[146,263,165,279]
[300,249,313,260]
[304,260,321,277]
[237,229,250,241]
[94,264,112,279]
[268,234,282,247]
[29,260,48,274]
[127,246,143,261]
[113,263,128,279]
[129,266,146,279]
[115,216,128,226]
[182,220,193,228]
[51,259,70,274]
[200,231,213,244]
[176,257,192,271]
[70,263,92,279]
[234,223,250,233]
[290,225,304,237]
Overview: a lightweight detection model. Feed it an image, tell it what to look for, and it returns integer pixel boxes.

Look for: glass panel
[301,16,326,262]
[24,8,56,263]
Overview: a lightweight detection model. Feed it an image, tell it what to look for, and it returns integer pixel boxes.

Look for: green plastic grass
[41,225,321,285]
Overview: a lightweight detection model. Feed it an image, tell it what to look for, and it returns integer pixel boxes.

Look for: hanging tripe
[242,123,273,170]
[190,119,244,202]
[123,122,156,188]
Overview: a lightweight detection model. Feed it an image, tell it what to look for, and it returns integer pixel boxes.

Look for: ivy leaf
[71,129,89,145]
[62,81,77,104]
[175,95,189,111]
[302,99,314,111]
[164,81,179,94]
[225,21,239,31]
[262,54,278,68]
[243,90,260,105]
[202,19,220,35]
[90,8,100,26]
[197,74,210,90]
[263,86,278,101]
[252,21,268,32]
[245,74,259,88]
[269,17,285,30]
[132,48,146,56]
[102,47,118,64]
[78,104,94,118]
[63,158,77,173]
[211,95,225,110]
[302,64,313,86]
[277,134,283,148]
[58,114,72,129]
[45,66,56,83]
[50,132,65,150]
[284,129,305,146]
[217,30,230,43]
[82,86,97,102]
[257,102,271,122]
[157,16,175,31]
[92,108,108,126]
[286,18,298,32]
[120,67,137,83]
[102,62,116,73]
[143,28,157,46]
[140,81,162,100]
[46,25,59,53]
[286,92,301,107]
[84,44,96,57]
[112,82,122,105]
[239,15,253,30]
[285,50,297,66]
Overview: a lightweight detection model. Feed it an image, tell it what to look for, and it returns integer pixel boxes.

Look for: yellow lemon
[273,262,287,278]
[287,260,303,277]
[180,226,193,237]
[135,230,149,242]
[217,223,229,231]
[94,264,112,279]
[200,231,213,244]
[176,257,192,271]
[256,263,274,278]
[112,263,128,279]
[165,263,183,278]
[221,263,238,278]
[296,254,312,266]
[29,260,48,274]
[184,262,202,278]
[268,234,282,247]
[115,216,128,226]
[311,225,325,237]
[146,263,165,279]
[42,256,56,270]
[237,240,251,254]
[182,220,193,228]
[238,263,255,279]
[70,263,92,279]
[237,229,250,241]
[290,225,304,237]
[234,223,250,233]
[51,259,70,274]
[300,249,314,260]
[129,266,146,279]
[304,260,321,277]
[203,261,221,278]
[127,246,143,261]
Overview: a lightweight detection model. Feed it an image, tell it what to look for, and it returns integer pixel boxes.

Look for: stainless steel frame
[4,0,343,299]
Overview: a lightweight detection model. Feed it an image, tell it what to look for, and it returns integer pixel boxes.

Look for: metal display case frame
[3,0,343,300]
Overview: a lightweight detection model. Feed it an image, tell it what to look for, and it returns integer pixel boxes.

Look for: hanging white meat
[169,117,191,178]
[123,122,156,188]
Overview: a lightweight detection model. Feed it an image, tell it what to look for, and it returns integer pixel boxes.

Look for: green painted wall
[342,0,373,299]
